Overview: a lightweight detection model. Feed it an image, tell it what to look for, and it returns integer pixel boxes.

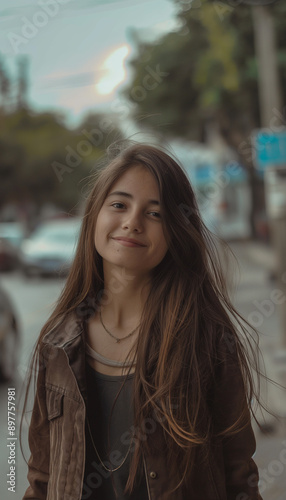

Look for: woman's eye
[111,203,124,208]
[111,203,160,218]
[149,212,161,218]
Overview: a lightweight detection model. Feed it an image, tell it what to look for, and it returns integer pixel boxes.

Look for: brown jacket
[22,314,263,500]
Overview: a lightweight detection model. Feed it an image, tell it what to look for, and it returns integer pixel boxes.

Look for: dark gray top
[81,361,149,500]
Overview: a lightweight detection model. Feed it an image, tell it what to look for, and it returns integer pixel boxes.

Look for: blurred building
[167,138,252,240]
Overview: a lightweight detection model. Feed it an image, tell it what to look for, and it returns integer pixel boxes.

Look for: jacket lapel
[42,313,88,405]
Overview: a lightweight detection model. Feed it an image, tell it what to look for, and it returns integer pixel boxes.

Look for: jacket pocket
[46,388,64,421]
[46,387,64,482]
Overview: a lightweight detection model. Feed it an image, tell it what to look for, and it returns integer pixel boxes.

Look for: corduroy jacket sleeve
[22,353,50,500]
[213,336,263,500]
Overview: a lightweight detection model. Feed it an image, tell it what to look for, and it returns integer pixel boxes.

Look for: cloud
[95,45,130,95]
[35,70,102,90]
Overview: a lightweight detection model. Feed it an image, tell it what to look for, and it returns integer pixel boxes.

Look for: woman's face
[94,165,169,276]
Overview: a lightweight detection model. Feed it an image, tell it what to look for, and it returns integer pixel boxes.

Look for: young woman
[21,142,264,500]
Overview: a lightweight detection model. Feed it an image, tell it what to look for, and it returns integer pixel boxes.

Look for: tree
[0,57,12,112]
[16,56,29,110]
[0,50,125,223]
[122,0,286,235]
[0,108,124,215]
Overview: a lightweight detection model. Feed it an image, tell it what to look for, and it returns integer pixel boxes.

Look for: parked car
[0,285,20,382]
[0,222,25,271]
[19,217,82,277]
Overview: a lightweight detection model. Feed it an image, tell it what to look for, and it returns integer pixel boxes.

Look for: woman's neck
[99,270,151,328]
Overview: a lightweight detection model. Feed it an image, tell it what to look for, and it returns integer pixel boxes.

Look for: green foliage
[122,0,286,144]
[0,108,123,212]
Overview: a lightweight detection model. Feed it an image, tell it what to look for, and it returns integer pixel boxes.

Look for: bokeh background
[0,1,286,499]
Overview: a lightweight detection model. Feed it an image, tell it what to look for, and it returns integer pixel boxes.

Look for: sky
[0,0,178,128]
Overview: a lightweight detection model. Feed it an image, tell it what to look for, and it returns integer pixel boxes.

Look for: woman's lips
[113,238,146,247]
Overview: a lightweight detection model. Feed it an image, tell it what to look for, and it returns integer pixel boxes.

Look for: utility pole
[251,3,286,418]
[251,5,283,127]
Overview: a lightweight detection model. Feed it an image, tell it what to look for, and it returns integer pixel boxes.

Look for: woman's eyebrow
[106,191,160,205]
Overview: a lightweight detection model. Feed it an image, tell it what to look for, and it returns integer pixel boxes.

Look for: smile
[113,239,146,248]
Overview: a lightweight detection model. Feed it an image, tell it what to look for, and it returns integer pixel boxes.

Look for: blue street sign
[183,162,215,186]
[252,130,286,172]
[194,163,215,185]
[186,161,247,186]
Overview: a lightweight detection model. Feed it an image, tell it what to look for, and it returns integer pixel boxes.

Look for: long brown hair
[20,141,266,495]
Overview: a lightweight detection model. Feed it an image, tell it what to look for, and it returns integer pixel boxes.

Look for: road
[0,272,65,499]
[0,240,285,499]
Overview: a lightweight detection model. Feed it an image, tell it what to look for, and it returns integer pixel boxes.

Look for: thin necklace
[99,309,140,343]
[86,413,134,472]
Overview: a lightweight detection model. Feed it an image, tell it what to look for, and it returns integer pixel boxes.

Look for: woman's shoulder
[41,311,83,348]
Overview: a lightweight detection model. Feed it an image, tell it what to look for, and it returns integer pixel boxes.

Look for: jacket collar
[42,312,84,348]
[42,312,88,405]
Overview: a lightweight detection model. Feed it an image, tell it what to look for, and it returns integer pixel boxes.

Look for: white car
[0,285,19,382]
[0,222,25,271]
[20,218,82,277]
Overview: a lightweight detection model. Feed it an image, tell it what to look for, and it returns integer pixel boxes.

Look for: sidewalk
[228,239,286,416]
[232,240,276,271]
[227,239,286,500]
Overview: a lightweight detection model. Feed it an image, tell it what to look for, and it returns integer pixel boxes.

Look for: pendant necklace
[99,309,140,343]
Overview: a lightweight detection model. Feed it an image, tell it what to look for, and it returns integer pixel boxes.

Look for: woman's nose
[121,210,143,231]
